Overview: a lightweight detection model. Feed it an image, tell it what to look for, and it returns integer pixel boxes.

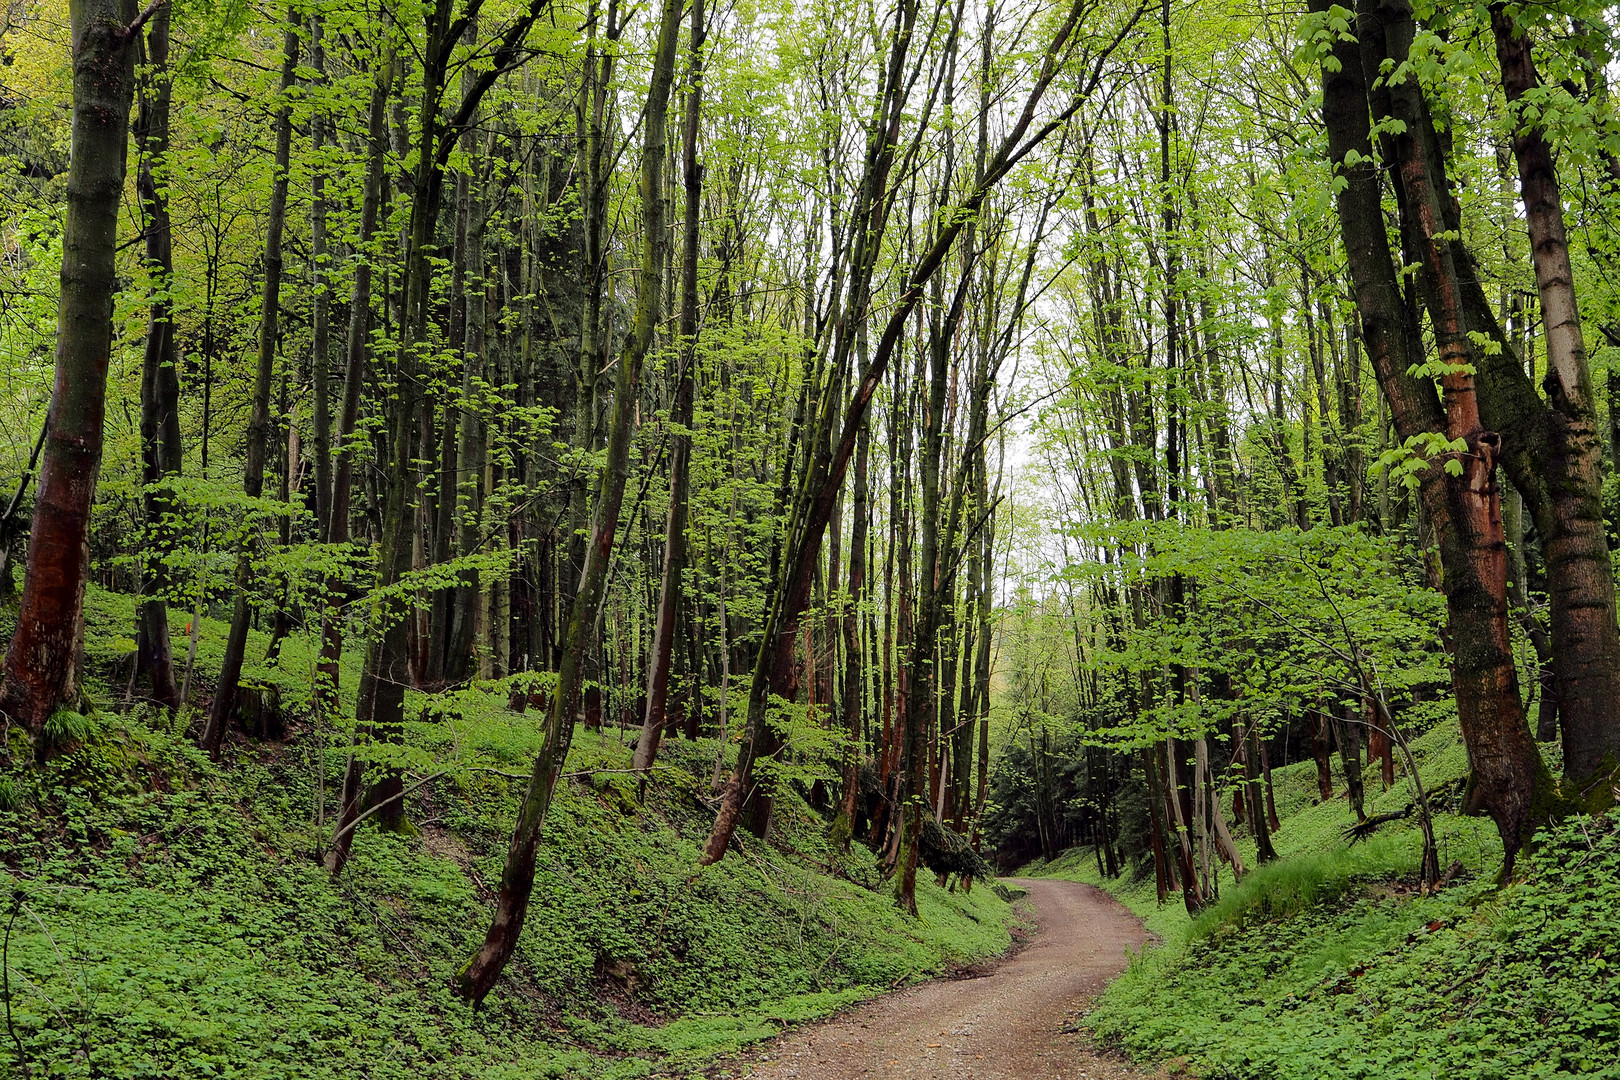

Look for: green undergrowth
[1029,720,1501,942]
[0,588,1019,1079]
[1025,725,1620,1077]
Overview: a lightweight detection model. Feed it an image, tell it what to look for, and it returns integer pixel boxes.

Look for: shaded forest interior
[2,0,1620,1074]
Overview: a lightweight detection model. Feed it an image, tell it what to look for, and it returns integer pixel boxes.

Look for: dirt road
[736,878,1155,1080]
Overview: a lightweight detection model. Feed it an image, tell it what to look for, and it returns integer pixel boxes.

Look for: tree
[454,0,685,1002]
[0,0,146,751]
[1311,0,1542,865]
[132,0,183,711]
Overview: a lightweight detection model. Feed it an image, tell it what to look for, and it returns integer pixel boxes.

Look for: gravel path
[734,878,1159,1080]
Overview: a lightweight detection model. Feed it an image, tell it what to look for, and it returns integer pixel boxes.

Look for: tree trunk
[310,14,333,541]
[446,185,486,685]
[318,47,392,716]
[1504,481,1558,740]
[635,0,705,776]
[1333,704,1366,821]
[1317,0,1544,867]
[202,15,299,758]
[331,0,555,867]
[1490,4,1620,783]
[1141,746,1171,904]
[0,0,140,748]
[1311,708,1334,799]
[1242,721,1277,862]
[834,421,870,839]
[133,4,181,711]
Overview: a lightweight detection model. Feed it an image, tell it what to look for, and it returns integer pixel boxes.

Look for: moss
[825,810,853,849]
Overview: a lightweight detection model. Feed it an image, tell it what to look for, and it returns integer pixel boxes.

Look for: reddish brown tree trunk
[0,0,140,748]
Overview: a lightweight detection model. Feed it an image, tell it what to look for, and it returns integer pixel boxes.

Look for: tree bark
[0,0,141,748]
[133,4,181,711]
[835,420,871,837]
[201,15,299,759]
[310,14,333,542]
[1316,0,1544,866]
[455,0,683,1003]
[1241,720,1277,862]
[1490,4,1620,783]
[635,0,706,776]
[317,47,392,716]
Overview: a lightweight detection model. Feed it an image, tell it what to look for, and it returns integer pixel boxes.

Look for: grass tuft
[1188,832,1418,939]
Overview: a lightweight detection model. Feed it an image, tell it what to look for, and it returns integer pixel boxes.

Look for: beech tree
[0,0,146,749]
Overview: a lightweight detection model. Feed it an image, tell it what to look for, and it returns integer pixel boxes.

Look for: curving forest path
[734,879,1158,1080]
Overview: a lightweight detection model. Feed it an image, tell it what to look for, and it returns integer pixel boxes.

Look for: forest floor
[712,879,1161,1080]
[1024,727,1620,1079]
[0,586,1029,1079]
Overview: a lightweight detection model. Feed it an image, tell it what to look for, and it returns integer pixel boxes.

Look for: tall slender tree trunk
[968,477,995,850]
[446,130,487,686]
[635,0,706,776]
[338,11,460,849]
[1141,747,1171,904]
[133,5,181,711]
[835,421,871,837]
[202,16,299,759]
[310,14,333,542]
[318,48,392,716]
[0,0,141,749]
[1163,739,1202,914]
[455,0,683,1002]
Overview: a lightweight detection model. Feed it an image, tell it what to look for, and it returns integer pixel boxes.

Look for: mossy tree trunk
[133,3,182,712]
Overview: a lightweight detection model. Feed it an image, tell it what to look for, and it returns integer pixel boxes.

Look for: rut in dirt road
[739,878,1155,1080]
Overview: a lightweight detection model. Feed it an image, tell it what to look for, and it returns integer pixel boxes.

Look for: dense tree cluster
[0,0,1152,1000]
[985,0,1620,907]
[4,0,1620,1003]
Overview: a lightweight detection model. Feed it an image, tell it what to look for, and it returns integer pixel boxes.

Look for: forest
[1,0,1618,1075]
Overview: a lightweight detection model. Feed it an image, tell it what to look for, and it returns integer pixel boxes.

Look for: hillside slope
[0,588,1018,1079]
[1024,727,1620,1079]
